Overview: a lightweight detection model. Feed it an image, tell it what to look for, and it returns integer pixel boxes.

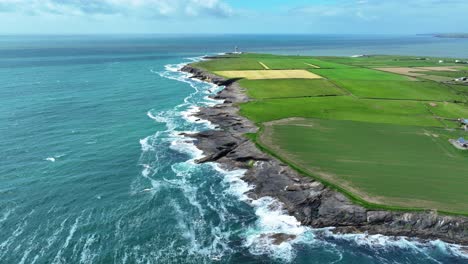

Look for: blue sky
[0,0,467,34]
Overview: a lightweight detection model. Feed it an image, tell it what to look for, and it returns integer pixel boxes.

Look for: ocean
[0,34,467,263]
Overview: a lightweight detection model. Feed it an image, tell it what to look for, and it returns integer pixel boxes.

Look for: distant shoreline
[433,34,468,39]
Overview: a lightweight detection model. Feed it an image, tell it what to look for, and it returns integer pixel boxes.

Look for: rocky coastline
[180,63,468,246]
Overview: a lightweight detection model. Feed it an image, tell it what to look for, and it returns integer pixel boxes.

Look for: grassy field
[193,53,353,71]
[334,80,464,101]
[214,70,323,80]
[260,118,468,213]
[309,68,412,81]
[428,102,468,118]
[316,55,464,67]
[192,53,468,215]
[412,70,468,78]
[192,58,265,71]
[239,79,346,99]
[259,58,353,69]
[240,96,443,127]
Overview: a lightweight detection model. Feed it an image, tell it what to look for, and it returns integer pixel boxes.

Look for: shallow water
[0,35,467,263]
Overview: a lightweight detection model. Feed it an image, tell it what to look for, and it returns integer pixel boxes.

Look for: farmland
[260,118,468,213]
[333,80,463,101]
[214,69,322,80]
[192,53,468,214]
[239,79,345,99]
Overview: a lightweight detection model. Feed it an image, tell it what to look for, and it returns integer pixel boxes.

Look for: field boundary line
[304,63,320,68]
[258,61,270,70]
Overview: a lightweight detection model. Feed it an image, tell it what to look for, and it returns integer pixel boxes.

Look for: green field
[316,55,464,67]
[309,68,412,81]
[240,96,443,127]
[413,70,468,78]
[192,53,468,215]
[192,58,265,71]
[428,102,468,118]
[334,80,463,101]
[259,58,353,69]
[239,79,345,99]
[192,53,353,71]
[260,118,468,213]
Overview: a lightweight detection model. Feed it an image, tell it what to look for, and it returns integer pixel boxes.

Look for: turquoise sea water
[1,35,468,263]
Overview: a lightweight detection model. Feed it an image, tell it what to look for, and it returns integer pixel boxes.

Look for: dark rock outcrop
[181,63,468,245]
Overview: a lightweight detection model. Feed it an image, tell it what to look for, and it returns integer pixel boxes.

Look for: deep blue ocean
[1,35,468,264]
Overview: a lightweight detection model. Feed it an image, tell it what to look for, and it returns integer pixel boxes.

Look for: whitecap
[139,136,154,153]
[324,230,468,260]
[45,157,56,162]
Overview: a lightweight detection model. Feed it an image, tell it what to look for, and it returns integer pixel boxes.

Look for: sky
[0,0,467,34]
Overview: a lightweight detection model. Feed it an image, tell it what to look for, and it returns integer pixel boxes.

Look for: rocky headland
[180,63,468,246]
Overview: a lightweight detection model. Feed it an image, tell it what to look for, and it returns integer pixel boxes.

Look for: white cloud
[0,0,233,18]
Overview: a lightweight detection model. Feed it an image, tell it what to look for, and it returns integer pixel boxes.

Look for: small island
[183,53,468,245]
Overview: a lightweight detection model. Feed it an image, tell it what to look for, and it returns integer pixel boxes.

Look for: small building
[233,46,243,55]
[458,118,468,125]
[455,118,468,131]
[450,137,468,150]
[456,138,468,148]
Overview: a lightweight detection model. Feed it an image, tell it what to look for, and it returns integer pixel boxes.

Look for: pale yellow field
[374,67,426,77]
[214,70,323,80]
[414,66,463,71]
[375,66,463,77]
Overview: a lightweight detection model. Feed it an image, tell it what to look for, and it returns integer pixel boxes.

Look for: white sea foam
[52,216,80,264]
[211,160,312,262]
[139,135,156,153]
[323,229,468,260]
[244,197,314,261]
[45,157,56,162]
[79,234,98,264]
[180,105,215,129]
[0,207,14,224]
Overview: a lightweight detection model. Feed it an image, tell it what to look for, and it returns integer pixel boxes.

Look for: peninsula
[182,53,468,245]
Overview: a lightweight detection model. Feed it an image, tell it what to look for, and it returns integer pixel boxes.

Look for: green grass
[334,80,464,101]
[192,58,264,71]
[413,70,468,78]
[309,68,411,81]
[239,79,345,99]
[451,84,468,94]
[428,102,468,118]
[240,96,442,127]
[317,55,463,67]
[259,58,353,70]
[260,118,468,213]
